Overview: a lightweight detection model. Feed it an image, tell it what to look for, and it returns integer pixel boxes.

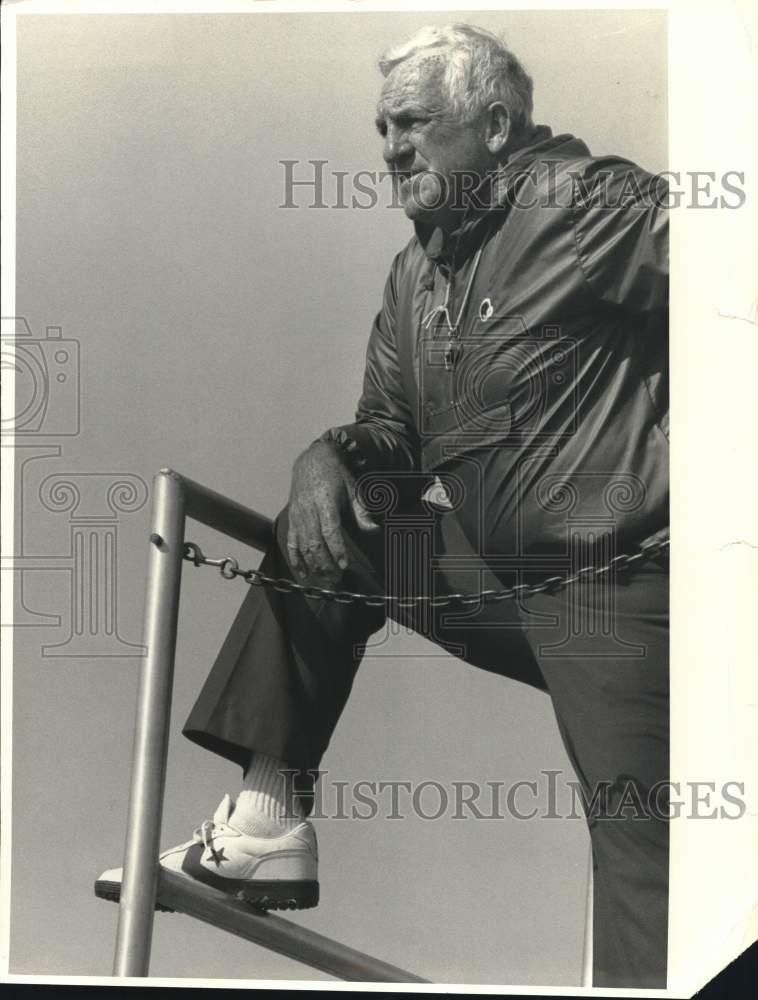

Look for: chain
[179,535,669,609]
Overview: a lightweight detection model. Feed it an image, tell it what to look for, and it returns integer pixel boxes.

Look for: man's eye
[375,115,428,138]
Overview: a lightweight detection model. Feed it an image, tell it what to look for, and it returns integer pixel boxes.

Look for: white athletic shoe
[95,794,319,911]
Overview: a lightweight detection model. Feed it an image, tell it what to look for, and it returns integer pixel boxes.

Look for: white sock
[230,752,305,838]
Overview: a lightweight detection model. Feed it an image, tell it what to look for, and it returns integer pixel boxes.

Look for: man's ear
[484,102,511,154]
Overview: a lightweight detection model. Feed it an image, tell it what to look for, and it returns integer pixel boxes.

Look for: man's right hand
[286,440,379,583]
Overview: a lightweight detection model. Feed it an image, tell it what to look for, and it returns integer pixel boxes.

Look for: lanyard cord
[421,246,484,334]
[421,174,486,334]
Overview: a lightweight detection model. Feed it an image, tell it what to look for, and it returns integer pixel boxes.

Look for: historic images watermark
[348,464,657,661]
[2,315,146,655]
[279,160,747,211]
[345,307,663,662]
[1,317,80,437]
[278,770,747,823]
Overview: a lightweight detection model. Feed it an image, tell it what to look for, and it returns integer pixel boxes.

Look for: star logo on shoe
[207,845,227,867]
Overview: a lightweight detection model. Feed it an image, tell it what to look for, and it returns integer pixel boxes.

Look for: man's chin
[395,173,448,222]
[398,191,445,225]
[400,198,431,222]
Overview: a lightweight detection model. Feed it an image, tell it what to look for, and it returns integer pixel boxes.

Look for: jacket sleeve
[570,157,668,313]
[318,254,420,474]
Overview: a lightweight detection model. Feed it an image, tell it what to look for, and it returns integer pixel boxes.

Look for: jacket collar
[414,126,590,264]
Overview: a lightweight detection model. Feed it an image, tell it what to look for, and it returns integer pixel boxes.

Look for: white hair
[379,23,534,131]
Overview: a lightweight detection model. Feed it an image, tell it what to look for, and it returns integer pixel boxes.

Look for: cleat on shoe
[95,794,319,911]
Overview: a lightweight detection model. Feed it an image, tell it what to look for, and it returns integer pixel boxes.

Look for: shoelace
[195,819,226,864]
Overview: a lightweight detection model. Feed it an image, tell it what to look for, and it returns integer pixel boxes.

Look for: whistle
[444,341,462,370]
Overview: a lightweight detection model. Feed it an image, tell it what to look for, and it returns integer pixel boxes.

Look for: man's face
[375,57,490,228]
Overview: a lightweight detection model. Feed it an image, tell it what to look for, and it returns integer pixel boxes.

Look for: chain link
[180,535,669,609]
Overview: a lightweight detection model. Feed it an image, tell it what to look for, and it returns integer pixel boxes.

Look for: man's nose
[383,124,413,167]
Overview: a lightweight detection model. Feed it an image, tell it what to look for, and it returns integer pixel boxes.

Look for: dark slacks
[183,503,668,988]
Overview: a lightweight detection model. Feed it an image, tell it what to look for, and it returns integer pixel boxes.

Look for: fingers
[287,507,345,583]
[321,518,349,572]
[285,449,379,582]
[285,530,307,580]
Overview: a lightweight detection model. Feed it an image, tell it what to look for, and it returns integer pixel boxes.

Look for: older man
[98,24,669,988]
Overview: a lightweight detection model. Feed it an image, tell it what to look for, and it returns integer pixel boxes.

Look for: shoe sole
[94,877,319,912]
[95,880,176,912]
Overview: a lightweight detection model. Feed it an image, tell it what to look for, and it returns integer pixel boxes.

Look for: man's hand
[286,440,378,583]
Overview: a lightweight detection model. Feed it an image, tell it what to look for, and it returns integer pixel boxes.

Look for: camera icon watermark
[1,316,80,436]
[418,319,579,443]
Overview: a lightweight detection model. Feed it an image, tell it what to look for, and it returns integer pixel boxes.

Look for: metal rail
[111,467,592,983]
[156,869,427,982]
[110,471,253,972]
[180,472,274,551]
[112,468,429,981]
[114,469,188,976]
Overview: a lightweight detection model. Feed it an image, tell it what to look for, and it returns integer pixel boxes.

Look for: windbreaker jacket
[322,128,668,557]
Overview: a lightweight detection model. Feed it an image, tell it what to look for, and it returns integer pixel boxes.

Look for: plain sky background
[10,7,666,986]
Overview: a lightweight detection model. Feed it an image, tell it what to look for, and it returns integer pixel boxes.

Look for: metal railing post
[113,469,187,976]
